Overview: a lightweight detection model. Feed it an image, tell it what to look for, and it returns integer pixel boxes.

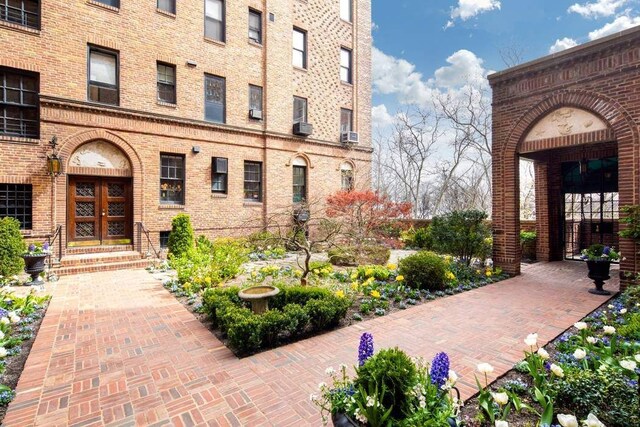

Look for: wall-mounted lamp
[47,136,63,177]
[192,146,201,154]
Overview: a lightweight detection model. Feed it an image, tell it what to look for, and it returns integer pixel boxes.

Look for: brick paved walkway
[3,262,616,426]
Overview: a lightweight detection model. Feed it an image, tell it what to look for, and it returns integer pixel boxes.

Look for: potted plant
[581,244,620,295]
[21,242,51,286]
[312,333,460,426]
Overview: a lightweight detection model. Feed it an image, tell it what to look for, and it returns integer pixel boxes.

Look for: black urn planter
[21,254,47,286]
[586,260,612,295]
[331,413,459,427]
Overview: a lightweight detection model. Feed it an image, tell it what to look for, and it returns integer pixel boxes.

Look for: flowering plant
[580,244,620,261]
[22,242,51,256]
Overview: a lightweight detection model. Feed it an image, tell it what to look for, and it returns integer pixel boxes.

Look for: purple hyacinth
[430,352,450,389]
[358,333,374,366]
[43,242,49,251]
[28,244,35,252]
[603,246,611,255]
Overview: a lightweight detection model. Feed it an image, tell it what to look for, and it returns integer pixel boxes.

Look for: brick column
[534,160,550,261]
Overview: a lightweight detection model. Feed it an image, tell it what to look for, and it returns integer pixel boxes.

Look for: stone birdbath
[238,285,280,314]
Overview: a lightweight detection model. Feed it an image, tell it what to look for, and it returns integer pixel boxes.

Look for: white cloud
[372,22,379,31]
[568,0,628,18]
[433,50,489,89]
[549,37,579,53]
[372,105,394,128]
[449,0,501,25]
[372,46,433,104]
[588,14,640,39]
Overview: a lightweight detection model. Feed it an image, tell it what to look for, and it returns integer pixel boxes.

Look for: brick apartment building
[490,26,640,282]
[0,0,372,270]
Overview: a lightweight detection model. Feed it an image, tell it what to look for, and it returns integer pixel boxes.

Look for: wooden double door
[67,176,133,246]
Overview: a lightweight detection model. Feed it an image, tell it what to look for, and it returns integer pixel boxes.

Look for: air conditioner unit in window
[341,131,359,144]
[213,157,228,173]
[249,109,263,120]
[293,122,313,137]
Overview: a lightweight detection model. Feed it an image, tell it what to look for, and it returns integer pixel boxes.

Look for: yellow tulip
[370,290,381,299]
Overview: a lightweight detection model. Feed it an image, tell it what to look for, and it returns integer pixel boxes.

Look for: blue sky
[371,0,640,125]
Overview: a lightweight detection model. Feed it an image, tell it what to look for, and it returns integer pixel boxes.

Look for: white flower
[354,408,367,423]
[550,363,564,378]
[325,367,335,376]
[339,363,348,371]
[557,414,579,427]
[620,360,637,371]
[524,333,538,347]
[0,347,7,358]
[495,421,509,427]
[607,304,614,309]
[491,392,509,406]
[574,322,588,330]
[537,348,549,360]
[620,308,627,314]
[635,354,640,363]
[603,325,616,335]
[0,331,4,340]
[0,317,9,325]
[317,382,326,390]
[365,396,376,407]
[8,312,20,323]
[586,336,597,344]
[477,363,494,374]
[448,369,458,384]
[583,413,605,427]
[573,348,587,360]
[309,393,317,402]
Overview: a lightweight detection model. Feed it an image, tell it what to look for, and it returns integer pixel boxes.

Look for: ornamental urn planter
[21,254,47,286]
[586,260,612,295]
[331,413,459,427]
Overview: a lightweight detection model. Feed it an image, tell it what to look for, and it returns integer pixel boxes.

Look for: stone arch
[285,152,314,168]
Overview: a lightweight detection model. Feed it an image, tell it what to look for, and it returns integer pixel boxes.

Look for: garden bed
[0,289,50,424]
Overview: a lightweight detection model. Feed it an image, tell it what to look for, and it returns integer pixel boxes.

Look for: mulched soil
[0,299,50,424]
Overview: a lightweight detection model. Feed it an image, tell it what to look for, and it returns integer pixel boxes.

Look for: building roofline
[488,25,640,84]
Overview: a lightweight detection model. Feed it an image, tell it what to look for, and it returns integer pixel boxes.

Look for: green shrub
[271,286,332,309]
[305,297,348,330]
[430,210,490,265]
[355,265,392,281]
[328,247,357,266]
[519,231,536,242]
[551,368,640,427]
[402,226,433,249]
[355,348,418,419]
[618,312,640,340]
[260,310,292,346]
[398,251,447,291]
[283,303,310,336]
[247,230,284,251]
[0,217,25,278]
[168,214,195,258]
[226,313,264,354]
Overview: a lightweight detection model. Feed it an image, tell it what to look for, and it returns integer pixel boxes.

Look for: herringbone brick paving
[3,262,616,426]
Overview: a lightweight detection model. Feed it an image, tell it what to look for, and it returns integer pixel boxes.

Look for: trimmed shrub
[430,210,490,265]
[0,217,25,278]
[328,247,357,266]
[398,251,447,291]
[226,313,264,354]
[355,348,418,419]
[328,245,391,266]
[283,303,310,336]
[168,214,195,258]
[305,297,348,330]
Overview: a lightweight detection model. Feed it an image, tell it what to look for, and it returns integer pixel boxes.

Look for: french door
[67,176,133,246]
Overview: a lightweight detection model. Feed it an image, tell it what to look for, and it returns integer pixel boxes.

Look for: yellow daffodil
[395,275,405,282]
[335,290,345,298]
[351,281,359,290]
[370,290,381,299]
[350,272,358,280]
[365,268,375,277]
[445,271,456,281]
[294,270,303,278]
[204,277,212,285]
[485,270,492,277]
[386,263,397,270]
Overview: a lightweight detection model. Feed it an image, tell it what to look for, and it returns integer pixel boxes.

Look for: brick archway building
[489,27,640,281]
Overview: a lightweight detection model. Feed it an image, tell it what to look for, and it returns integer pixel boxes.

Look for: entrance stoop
[52,250,153,276]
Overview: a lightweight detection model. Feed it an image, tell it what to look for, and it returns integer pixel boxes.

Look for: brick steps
[66,245,134,255]
[52,251,152,276]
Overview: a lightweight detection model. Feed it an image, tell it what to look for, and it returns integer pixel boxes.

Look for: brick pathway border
[3,262,616,426]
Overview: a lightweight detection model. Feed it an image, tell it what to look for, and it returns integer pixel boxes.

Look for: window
[292,28,307,69]
[293,96,307,124]
[340,0,352,21]
[1,0,39,29]
[88,46,118,105]
[249,85,262,113]
[293,165,307,203]
[160,154,185,204]
[94,0,119,7]
[157,0,175,14]
[0,184,32,229]
[244,161,262,202]
[205,74,225,123]
[249,9,262,43]
[205,0,225,42]
[341,163,354,191]
[340,48,352,83]
[159,231,170,249]
[0,67,39,139]
[157,63,176,104]
[211,157,228,194]
[340,108,353,133]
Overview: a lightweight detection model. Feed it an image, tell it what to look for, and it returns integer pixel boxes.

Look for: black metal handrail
[46,224,62,277]
[135,222,161,259]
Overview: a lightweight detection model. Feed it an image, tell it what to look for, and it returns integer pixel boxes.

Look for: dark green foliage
[519,231,536,242]
[304,297,349,330]
[328,247,357,266]
[226,313,263,354]
[260,310,292,346]
[355,348,418,419]
[619,205,640,240]
[398,251,447,291]
[167,214,195,258]
[430,210,490,265]
[271,286,332,309]
[618,312,640,339]
[282,303,310,335]
[551,368,640,427]
[412,226,433,249]
[0,217,25,278]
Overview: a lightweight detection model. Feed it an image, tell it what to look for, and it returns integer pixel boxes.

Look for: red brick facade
[0,0,372,259]
[490,26,640,283]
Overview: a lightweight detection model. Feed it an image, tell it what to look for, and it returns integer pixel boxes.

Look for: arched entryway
[66,140,134,247]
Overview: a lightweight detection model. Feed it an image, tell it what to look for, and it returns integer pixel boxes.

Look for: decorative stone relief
[524,108,608,142]
[70,140,131,170]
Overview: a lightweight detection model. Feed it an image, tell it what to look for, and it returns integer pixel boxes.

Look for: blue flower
[603,246,611,255]
[430,352,450,389]
[358,333,374,366]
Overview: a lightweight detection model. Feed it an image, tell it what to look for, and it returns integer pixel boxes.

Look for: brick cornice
[39,96,374,154]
